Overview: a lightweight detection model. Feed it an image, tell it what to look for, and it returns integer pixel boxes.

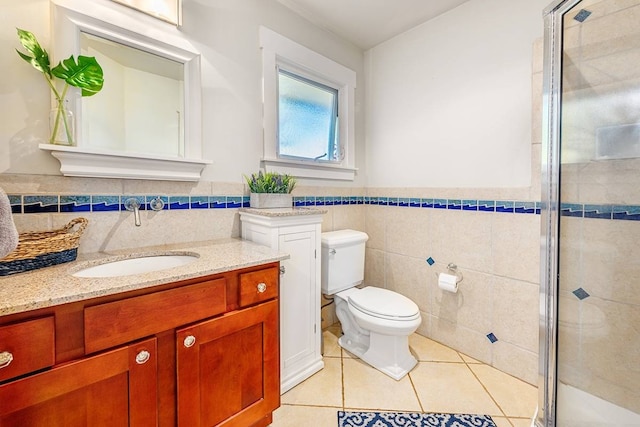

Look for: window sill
[262,158,357,181]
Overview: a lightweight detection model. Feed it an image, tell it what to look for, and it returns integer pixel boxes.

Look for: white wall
[365,0,548,188]
[0,0,366,187]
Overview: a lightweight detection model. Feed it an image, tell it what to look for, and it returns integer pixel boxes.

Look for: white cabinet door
[279,230,316,386]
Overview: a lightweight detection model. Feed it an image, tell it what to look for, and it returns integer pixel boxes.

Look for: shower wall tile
[491,341,538,386]
[492,277,539,353]
[364,248,385,289]
[428,210,493,274]
[384,252,430,314]
[428,269,492,334]
[386,207,431,257]
[492,213,540,284]
[364,205,386,251]
[429,316,492,366]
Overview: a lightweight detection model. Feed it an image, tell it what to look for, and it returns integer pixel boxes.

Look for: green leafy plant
[244,171,296,194]
[15,28,104,145]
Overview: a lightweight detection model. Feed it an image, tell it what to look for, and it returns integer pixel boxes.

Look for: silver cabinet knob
[183,335,196,348]
[279,265,285,275]
[0,351,13,369]
[257,282,267,293]
[135,350,150,365]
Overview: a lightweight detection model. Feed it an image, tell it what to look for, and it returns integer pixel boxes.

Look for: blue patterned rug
[337,411,497,427]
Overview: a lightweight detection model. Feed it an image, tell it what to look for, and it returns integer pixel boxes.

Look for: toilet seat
[347,287,420,321]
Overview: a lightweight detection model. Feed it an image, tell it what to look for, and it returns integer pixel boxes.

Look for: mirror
[42,0,209,181]
[80,32,185,158]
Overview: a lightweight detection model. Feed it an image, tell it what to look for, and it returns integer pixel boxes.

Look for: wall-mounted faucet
[124,198,142,227]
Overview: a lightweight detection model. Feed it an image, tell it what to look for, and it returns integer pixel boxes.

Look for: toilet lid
[348,287,419,321]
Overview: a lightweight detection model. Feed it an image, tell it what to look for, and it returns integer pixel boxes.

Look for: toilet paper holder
[435,262,464,284]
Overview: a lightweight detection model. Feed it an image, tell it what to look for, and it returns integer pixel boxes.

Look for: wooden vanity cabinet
[0,262,280,427]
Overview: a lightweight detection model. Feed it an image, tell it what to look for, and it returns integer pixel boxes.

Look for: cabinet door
[176,299,279,427]
[0,337,157,427]
[278,230,318,381]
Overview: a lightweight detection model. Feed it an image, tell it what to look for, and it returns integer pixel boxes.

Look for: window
[260,27,357,181]
[278,68,339,162]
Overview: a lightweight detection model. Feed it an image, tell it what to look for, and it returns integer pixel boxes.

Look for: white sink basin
[73,253,199,278]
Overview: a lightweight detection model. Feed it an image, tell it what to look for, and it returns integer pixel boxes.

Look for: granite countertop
[0,238,288,316]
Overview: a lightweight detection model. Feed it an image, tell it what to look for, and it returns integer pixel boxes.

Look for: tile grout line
[340,348,346,411]
[459,352,514,427]
[407,369,425,413]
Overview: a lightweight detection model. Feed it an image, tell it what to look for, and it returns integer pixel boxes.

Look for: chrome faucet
[124,198,142,227]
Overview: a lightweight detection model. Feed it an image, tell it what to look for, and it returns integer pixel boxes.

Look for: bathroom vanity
[0,239,286,426]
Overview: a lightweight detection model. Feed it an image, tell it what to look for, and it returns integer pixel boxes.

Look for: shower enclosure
[539,0,640,426]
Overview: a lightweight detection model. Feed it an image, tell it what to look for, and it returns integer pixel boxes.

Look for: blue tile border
[8,192,640,223]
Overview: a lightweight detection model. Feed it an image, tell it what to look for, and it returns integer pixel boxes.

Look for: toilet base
[339,332,417,380]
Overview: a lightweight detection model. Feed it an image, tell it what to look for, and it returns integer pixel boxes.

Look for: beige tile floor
[271,325,537,427]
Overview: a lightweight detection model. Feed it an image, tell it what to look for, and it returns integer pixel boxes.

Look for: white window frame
[259,27,357,181]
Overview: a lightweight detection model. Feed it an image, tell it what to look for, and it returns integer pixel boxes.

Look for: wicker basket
[0,218,88,276]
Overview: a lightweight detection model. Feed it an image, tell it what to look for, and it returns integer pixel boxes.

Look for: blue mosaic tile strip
[447,199,462,210]
[8,195,22,214]
[121,196,145,211]
[23,195,58,213]
[433,198,447,209]
[495,200,514,213]
[486,333,498,343]
[168,196,189,210]
[478,200,495,212]
[190,196,209,209]
[209,196,227,209]
[584,204,611,219]
[560,203,583,218]
[9,192,640,224]
[60,195,91,213]
[92,195,120,212]
[612,205,640,221]
[226,196,242,209]
[146,196,168,210]
[426,257,435,266]
[462,199,477,211]
[572,287,590,300]
[515,201,536,214]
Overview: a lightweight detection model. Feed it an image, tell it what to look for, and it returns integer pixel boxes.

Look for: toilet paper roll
[438,272,458,293]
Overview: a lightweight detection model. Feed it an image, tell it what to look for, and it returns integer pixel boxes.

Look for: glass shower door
[543,0,640,425]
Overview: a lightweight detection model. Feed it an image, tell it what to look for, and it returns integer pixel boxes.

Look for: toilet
[321,229,422,380]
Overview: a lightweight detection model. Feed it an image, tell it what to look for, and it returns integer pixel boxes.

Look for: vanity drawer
[0,316,55,382]
[84,278,227,353]
[239,267,279,307]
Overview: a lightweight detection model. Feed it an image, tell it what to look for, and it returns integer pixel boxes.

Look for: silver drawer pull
[0,351,13,369]
[257,282,267,293]
[183,335,196,348]
[279,266,286,275]
[135,350,150,365]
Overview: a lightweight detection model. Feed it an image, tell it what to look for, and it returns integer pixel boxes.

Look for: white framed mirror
[40,0,210,181]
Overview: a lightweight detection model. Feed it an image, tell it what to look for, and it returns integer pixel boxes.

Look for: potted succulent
[15,28,104,145]
[244,171,296,209]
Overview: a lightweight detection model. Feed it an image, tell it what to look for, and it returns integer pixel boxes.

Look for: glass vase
[49,99,75,146]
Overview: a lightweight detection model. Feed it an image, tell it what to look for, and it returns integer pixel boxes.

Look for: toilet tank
[321,229,369,295]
